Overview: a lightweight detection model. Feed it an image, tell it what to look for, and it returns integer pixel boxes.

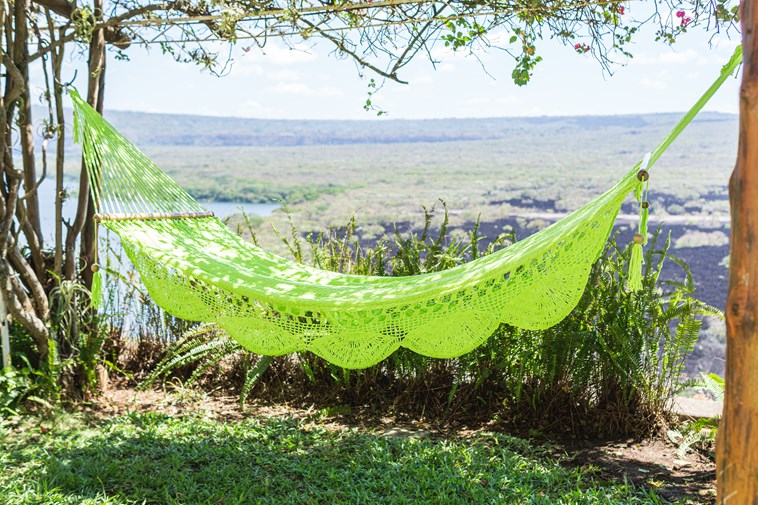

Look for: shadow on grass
[565,443,716,504]
[2,412,675,505]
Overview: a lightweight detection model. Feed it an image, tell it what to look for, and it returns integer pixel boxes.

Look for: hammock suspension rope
[71,45,742,368]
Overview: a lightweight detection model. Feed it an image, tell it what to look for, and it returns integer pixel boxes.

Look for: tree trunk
[717,1,758,502]
[0,1,52,365]
[76,2,107,363]
[13,0,46,282]
[66,2,106,287]
[80,26,106,293]
[52,23,66,278]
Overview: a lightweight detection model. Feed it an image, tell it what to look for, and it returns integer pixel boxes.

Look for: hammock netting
[71,46,741,369]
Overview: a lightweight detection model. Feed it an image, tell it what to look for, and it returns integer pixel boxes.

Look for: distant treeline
[184,181,346,204]
[34,105,736,150]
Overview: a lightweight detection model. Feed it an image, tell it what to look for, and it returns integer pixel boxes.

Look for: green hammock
[71,47,741,369]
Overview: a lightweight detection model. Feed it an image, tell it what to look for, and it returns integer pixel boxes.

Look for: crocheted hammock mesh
[70,46,740,369]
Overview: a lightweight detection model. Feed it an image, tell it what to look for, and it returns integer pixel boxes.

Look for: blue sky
[39,8,741,120]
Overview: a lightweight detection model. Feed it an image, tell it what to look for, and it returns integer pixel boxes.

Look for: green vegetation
[674,230,730,249]
[1,274,105,403]
[2,109,730,504]
[140,209,719,437]
[4,7,738,502]
[55,109,736,218]
[667,373,724,461]
[0,412,669,505]
[143,111,737,225]
[184,180,348,205]
[0,367,40,416]
[184,177,347,204]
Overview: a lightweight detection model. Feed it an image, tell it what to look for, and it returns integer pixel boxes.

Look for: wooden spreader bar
[95,211,215,222]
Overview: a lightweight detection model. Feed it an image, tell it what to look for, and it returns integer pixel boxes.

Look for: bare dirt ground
[565,438,716,504]
[82,386,717,504]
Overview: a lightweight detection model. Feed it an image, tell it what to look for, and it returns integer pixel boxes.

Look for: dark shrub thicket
[140,206,720,437]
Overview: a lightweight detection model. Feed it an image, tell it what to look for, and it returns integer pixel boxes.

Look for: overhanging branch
[300,17,409,83]
[32,0,74,19]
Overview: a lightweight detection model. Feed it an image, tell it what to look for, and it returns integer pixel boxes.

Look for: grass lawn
[1,406,680,505]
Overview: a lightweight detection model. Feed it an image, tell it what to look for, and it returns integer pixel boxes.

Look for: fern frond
[240,355,275,406]
[185,340,242,385]
[691,301,725,319]
[143,338,232,386]
[700,372,725,403]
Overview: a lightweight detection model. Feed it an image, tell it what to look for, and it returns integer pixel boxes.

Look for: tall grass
[95,231,198,380]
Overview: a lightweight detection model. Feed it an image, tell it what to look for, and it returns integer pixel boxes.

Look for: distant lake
[35,177,277,242]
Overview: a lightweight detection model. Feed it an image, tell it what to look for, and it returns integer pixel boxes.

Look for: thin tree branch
[8,245,50,316]
[388,9,440,75]
[28,2,210,61]
[1,53,25,105]
[299,17,408,83]
[31,0,74,19]
[0,259,50,361]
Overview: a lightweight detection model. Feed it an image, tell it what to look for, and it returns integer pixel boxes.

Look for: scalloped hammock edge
[71,46,741,369]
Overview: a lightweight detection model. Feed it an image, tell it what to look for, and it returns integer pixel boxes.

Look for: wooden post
[0,294,10,369]
[717,1,758,502]
[80,0,107,293]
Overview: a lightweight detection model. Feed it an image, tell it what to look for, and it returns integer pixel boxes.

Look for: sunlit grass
[1,412,670,504]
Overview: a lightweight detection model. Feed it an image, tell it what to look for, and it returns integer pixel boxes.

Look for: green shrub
[486,228,722,435]
[142,207,718,436]
[48,274,109,398]
[96,232,200,381]
[667,372,724,460]
[0,367,32,417]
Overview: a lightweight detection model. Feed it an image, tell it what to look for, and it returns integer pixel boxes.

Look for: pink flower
[574,43,581,49]
[619,6,625,14]
[683,17,692,26]
[676,10,685,18]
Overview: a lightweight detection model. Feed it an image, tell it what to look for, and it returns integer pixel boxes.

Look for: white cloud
[270,82,312,95]
[659,49,705,65]
[238,42,318,65]
[230,60,264,76]
[411,72,436,85]
[228,44,316,78]
[315,86,343,98]
[89,21,741,119]
[429,45,479,65]
[438,63,457,74]
[237,99,274,116]
[264,82,343,98]
[640,77,667,90]
[464,95,521,106]
[267,69,304,81]
[631,48,707,66]
[709,36,740,49]
[429,45,453,61]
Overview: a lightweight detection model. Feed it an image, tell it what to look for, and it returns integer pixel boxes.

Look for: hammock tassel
[628,153,651,292]
[90,219,103,309]
[91,265,102,309]
[628,234,644,292]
